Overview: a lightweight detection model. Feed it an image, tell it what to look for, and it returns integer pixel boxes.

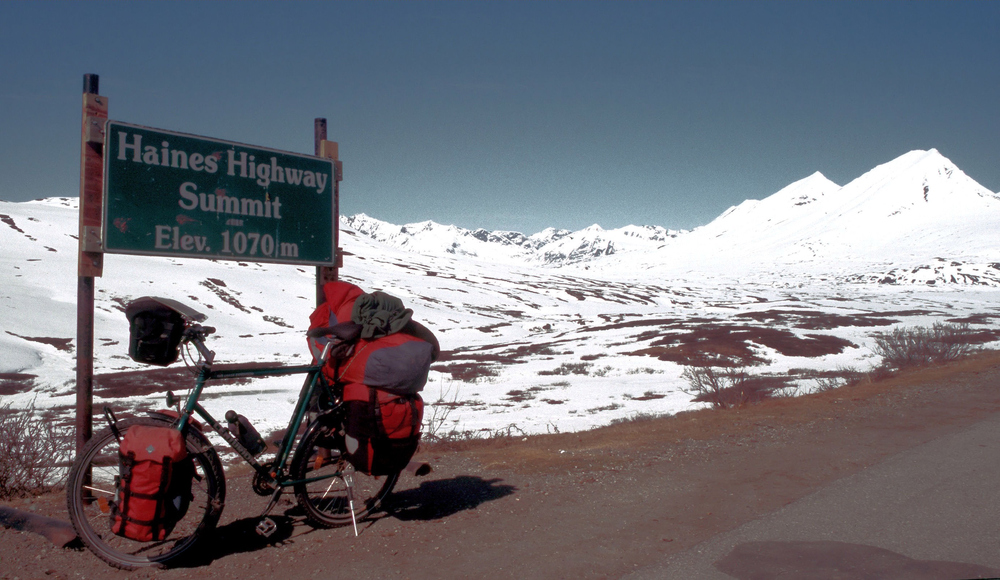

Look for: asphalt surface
[626,412,1000,580]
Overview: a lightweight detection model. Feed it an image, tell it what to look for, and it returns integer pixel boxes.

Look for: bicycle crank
[252,470,276,496]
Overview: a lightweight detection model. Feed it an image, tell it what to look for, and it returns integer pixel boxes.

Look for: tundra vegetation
[681,322,988,410]
[0,398,72,500]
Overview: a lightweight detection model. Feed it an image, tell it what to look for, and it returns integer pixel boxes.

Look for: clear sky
[1,1,997,234]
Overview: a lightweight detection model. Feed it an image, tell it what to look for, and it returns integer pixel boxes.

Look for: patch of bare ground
[200,278,250,313]
[627,324,856,366]
[476,322,512,333]
[733,309,903,329]
[7,352,1000,579]
[581,317,688,332]
[432,341,569,380]
[93,362,289,399]
[4,332,74,352]
[426,361,500,382]
[0,373,36,396]
[948,313,1000,325]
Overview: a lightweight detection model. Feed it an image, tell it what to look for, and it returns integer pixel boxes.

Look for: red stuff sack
[307,281,365,378]
[111,425,194,542]
[307,282,438,394]
[342,383,423,476]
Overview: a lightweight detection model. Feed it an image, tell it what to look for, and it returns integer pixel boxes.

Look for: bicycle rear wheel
[66,416,225,569]
[290,421,399,528]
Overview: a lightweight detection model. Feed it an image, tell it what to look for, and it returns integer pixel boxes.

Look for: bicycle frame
[170,333,343,493]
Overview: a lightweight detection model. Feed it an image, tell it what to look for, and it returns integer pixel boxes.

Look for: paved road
[626,412,1000,580]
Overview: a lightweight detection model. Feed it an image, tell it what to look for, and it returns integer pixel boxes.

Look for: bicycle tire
[66,416,226,570]
[290,420,399,528]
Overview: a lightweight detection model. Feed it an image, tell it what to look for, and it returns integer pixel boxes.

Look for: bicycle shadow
[177,515,298,568]
[176,476,514,567]
[379,475,517,521]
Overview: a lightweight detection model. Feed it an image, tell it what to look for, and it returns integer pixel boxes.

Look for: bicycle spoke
[82,485,115,496]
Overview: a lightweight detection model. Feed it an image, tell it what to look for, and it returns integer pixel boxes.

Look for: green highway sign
[103,121,335,265]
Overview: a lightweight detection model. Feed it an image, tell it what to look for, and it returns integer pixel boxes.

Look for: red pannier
[342,383,423,476]
[111,425,194,542]
[308,281,437,395]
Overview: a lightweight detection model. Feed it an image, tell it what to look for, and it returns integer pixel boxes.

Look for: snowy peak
[342,213,487,258]
[690,149,993,246]
[776,171,841,207]
[832,148,997,216]
[630,149,1000,274]
[701,171,841,237]
[809,149,1000,252]
[525,227,572,249]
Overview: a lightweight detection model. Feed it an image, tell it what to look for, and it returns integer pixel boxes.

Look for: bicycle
[66,297,423,569]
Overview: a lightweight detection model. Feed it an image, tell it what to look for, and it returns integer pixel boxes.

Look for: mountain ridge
[345,149,1000,278]
[341,213,683,266]
[650,148,1000,270]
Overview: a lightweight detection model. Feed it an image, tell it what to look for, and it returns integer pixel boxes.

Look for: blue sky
[1,1,997,234]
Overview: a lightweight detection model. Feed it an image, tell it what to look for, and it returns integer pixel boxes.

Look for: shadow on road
[382,475,516,521]
[175,476,514,567]
[178,515,298,568]
[715,540,1000,580]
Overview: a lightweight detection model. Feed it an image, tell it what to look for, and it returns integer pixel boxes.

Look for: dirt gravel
[5,351,1000,579]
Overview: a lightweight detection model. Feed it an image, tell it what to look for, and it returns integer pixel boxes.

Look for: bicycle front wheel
[290,421,399,528]
[66,416,225,570]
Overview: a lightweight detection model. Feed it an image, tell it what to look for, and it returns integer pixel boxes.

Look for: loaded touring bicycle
[67,290,434,569]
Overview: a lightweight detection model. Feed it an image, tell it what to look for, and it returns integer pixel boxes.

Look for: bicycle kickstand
[255,486,283,538]
[344,473,358,537]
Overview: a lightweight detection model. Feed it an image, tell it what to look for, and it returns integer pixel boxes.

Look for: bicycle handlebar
[183,324,216,342]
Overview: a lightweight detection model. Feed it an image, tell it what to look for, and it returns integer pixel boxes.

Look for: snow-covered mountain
[622,149,1000,278]
[342,213,682,266]
[3,148,1000,437]
[348,149,1000,284]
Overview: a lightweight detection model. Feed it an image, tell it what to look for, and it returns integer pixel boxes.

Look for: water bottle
[226,410,267,456]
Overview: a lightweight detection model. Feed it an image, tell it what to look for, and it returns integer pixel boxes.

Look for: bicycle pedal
[255,517,277,538]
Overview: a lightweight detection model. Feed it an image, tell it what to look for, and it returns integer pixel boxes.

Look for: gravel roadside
[5,352,1000,579]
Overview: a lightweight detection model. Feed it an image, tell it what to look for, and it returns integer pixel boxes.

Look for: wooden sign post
[76,73,106,453]
[314,117,342,305]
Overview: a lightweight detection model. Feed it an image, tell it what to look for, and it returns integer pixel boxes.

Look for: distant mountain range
[346,149,1000,283]
[343,214,683,266]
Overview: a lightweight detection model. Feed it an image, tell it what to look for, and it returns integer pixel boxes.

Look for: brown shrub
[0,398,73,499]
[681,367,790,409]
[873,323,989,370]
